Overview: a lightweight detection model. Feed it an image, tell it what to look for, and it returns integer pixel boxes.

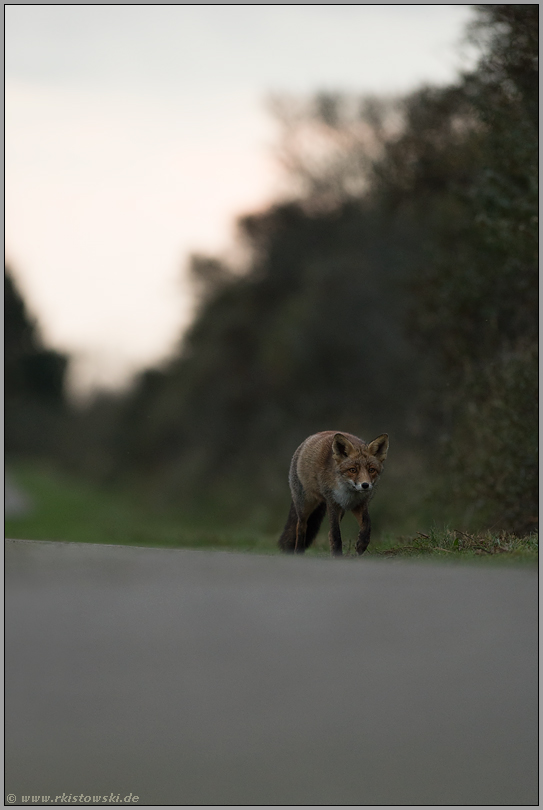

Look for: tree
[382,5,538,530]
[5,267,69,457]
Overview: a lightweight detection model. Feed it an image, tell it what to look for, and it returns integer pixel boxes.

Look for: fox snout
[352,480,372,492]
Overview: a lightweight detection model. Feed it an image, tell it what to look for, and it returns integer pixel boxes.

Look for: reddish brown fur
[278,431,389,557]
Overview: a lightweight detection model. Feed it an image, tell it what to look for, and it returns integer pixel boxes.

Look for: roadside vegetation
[6,464,537,564]
[5,463,277,553]
[368,528,538,564]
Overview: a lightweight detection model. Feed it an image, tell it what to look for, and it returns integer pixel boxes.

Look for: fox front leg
[327,503,344,557]
[294,518,307,554]
[352,504,371,555]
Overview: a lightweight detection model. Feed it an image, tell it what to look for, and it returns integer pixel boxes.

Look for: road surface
[5,539,538,806]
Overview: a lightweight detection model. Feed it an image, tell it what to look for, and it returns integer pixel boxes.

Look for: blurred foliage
[5,267,70,457]
[380,4,538,532]
[6,6,538,539]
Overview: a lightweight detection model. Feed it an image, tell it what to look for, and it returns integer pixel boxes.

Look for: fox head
[332,432,389,497]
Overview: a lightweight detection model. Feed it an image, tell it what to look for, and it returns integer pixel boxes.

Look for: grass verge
[5,462,538,564]
[365,526,538,564]
[5,462,279,553]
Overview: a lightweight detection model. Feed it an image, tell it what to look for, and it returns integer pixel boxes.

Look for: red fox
[278,431,389,556]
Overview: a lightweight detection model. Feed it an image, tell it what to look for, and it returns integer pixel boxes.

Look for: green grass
[5,462,538,564]
[365,526,538,564]
[300,520,537,564]
[5,462,279,553]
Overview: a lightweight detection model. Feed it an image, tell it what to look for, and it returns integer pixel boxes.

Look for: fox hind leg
[304,502,326,550]
[296,501,326,552]
[327,503,345,557]
[278,501,298,552]
[278,501,326,554]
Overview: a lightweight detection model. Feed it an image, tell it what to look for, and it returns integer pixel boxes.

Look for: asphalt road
[5,538,538,806]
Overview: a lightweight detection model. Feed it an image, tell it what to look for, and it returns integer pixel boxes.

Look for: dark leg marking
[353,505,371,555]
[328,504,344,557]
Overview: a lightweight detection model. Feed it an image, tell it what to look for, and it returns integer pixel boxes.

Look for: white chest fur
[331,482,372,511]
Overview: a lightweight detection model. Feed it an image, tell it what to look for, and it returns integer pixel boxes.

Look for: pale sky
[6,4,477,398]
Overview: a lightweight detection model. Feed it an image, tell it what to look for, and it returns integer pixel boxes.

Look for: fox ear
[332,433,356,459]
[367,434,389,462]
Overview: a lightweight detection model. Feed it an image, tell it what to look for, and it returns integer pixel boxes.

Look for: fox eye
[368,467,377,474]
[348,467,357,474]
